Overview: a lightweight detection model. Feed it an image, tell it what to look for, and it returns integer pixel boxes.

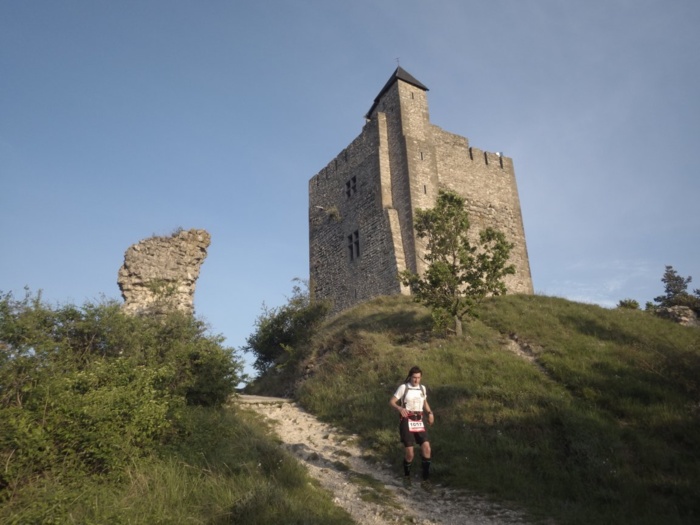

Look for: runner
[389,366,434,489]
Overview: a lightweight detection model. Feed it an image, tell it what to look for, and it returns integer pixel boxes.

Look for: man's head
[406,366,422,386]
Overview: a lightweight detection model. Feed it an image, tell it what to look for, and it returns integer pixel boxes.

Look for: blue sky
[2,1,699,375]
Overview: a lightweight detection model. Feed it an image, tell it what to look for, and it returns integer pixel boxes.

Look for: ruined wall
[117,228,211,316]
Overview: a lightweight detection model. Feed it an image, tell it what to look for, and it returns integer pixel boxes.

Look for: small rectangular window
[348,230,360,261]
[345,176,357,198]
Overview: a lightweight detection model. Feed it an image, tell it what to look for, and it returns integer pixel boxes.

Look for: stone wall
[433,129,532,294]
[309,68,533,315]
[117,228,211,316]
[309,118,406,313]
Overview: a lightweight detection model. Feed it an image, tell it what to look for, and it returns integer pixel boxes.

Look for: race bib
[407,419,425,433]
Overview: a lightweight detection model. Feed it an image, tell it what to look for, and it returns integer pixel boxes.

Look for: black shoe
[402,476,412,489]
[420,479,434,493]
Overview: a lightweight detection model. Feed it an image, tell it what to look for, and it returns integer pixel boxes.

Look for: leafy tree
[400,190,515,336]
[653,266,700,313]
[244,279,330,373]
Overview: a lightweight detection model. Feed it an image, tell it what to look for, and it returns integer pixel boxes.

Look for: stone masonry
[309,67,533,315]
[117,228,211,316]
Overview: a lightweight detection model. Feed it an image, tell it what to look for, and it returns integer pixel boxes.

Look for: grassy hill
[249,294,700,525]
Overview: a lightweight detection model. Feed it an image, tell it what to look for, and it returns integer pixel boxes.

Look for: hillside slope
[249,294,700,525]
[238,394,528,525]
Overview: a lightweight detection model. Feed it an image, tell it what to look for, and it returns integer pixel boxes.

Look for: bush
[244,280,329,373]
[617,299,640,310]
[0,289,242,500]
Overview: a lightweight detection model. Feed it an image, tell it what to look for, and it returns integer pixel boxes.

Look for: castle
[309,67,533,314]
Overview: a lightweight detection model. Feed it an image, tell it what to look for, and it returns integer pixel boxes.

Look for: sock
[421,457,431,480]
[403,460,412,477]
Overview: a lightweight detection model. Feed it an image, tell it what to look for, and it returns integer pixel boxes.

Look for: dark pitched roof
[365,67,429,119]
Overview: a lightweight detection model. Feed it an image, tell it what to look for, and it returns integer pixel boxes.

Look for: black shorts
[399,414,428,447]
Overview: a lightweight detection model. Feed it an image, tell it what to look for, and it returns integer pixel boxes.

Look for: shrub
[0,289,242,500]
[244,280,329,373]
[617,299,639,310]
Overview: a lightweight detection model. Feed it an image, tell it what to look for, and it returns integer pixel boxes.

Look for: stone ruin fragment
[117,228,211,316]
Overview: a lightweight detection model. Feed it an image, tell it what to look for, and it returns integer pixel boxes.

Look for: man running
[389,366,434,488]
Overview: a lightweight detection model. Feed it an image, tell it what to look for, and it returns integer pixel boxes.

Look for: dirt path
[236,395,531,525]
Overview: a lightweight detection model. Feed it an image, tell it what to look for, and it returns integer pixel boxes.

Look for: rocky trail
[236,395,532,525]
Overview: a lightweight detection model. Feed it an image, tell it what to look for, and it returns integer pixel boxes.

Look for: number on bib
[408,419,425,433]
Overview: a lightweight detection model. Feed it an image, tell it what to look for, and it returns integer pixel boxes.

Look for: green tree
[653,265,700,313]
[400,190,515,336]
[244,279,330,373]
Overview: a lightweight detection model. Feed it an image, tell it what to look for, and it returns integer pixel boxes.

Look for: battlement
[309,68,533,315]
[310,124,376,188]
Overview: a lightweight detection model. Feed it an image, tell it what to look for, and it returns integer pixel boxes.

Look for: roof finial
[396,57,400,67]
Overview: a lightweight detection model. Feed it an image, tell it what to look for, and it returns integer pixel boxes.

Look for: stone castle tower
[309,67,533,314]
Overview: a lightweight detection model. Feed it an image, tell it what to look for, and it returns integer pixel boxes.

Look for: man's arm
[389,395,409,418]
[423,400,435,425]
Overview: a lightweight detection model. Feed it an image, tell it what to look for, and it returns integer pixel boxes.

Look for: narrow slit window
[345,176,357,198]
[348,230,360,261]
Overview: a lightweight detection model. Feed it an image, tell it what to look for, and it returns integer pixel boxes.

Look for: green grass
[8,293,696,523]
[0,406,354,524]
[261,294,700,525]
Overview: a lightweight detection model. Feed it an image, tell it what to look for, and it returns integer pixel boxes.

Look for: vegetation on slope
[251,294,700,525]
[5,284,697,524]
[0,290,352,524]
